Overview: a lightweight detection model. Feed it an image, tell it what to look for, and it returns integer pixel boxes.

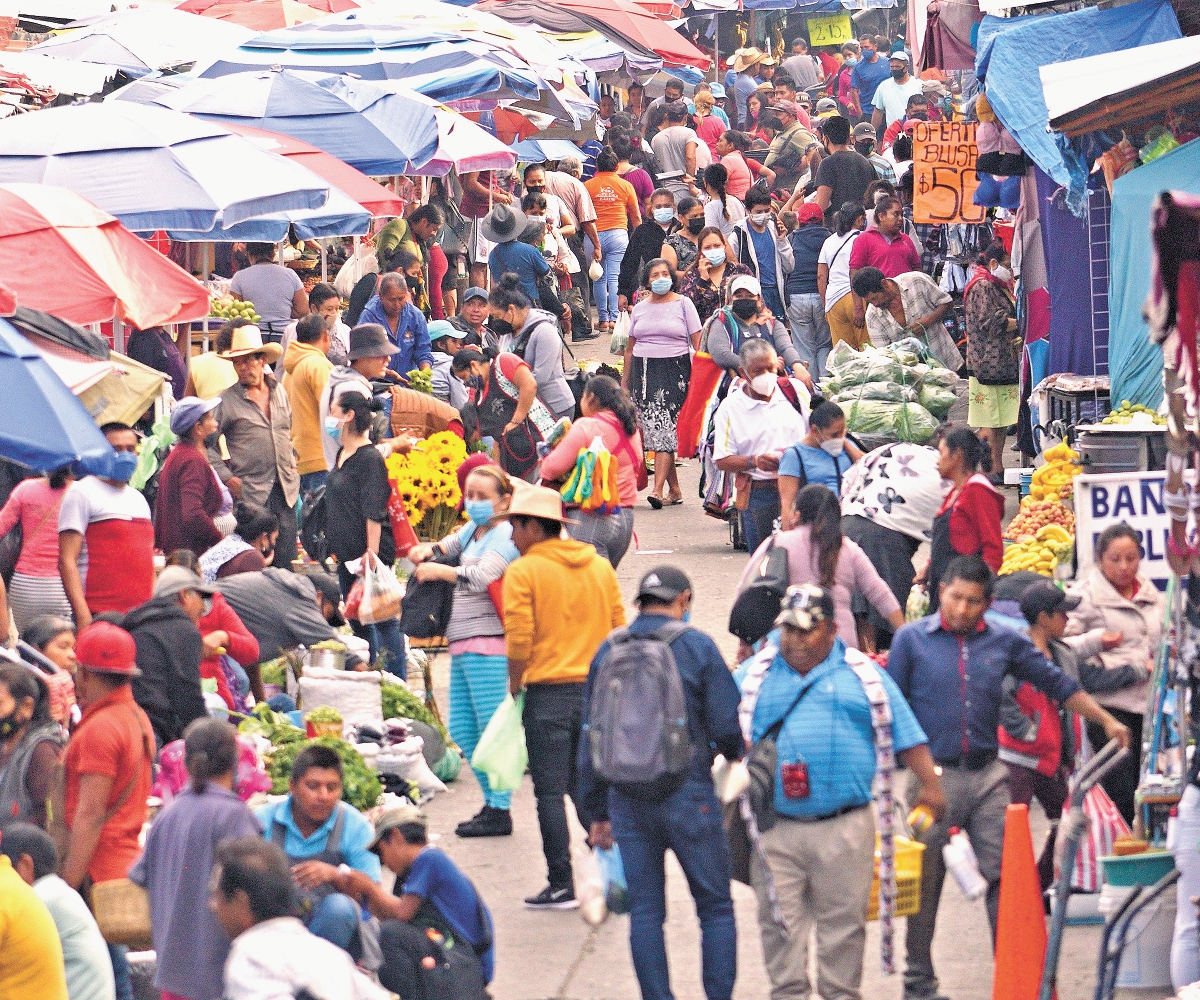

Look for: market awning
[0,50,118,96]
[1041,35,1200,138]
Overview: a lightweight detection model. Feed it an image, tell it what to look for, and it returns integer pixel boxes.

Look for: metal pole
[713,12,720,84]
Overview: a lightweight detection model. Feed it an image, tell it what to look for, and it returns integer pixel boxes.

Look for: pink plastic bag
[151,735,271,804]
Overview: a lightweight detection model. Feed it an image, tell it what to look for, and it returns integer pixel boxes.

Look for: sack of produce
[839,399,939,444]
[832,381,916,405]
[299,666,383,727]
[918,383,958,419]
[916,367,958,390]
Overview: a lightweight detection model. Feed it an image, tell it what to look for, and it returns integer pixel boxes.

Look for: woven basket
[91,878,153,951]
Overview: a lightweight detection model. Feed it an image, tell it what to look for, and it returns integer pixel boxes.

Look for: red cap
[75,621,140,676]
[455,452,499,512]
[795,202,825,225]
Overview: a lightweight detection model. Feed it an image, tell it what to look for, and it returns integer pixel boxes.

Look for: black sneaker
[455,806,513,838]
[524,885,579,910]
[571,331,600,342]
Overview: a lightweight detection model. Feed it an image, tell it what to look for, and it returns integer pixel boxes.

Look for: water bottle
[943,827,988,901]
[1166,807,1178,852]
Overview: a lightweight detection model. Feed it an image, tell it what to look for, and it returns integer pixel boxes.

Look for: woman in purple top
[130,719,260,1000]
[621,258,701,508]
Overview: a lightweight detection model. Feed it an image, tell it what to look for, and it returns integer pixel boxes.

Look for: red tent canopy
[0,184,209,329]
[220,123,407,218]
[527,0,709,70]
[176,0,357,15]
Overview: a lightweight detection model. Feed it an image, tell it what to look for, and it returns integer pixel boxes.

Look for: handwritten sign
[806,13,853,48]
[912,121,986,225]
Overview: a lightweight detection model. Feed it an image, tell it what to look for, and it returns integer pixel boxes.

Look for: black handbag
[399,553,457,639]
[727,535,790,644]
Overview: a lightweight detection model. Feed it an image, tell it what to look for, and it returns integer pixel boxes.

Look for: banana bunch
[1030,443,1080,502]
[1035,523,1074,565]
[1000,535,1060,577]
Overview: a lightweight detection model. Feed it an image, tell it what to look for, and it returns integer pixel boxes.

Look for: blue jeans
[761,284,786,322]
[609,779,737,1000]
[740,481,780,555]
[337,564,407,679]
[108,943,132,1000]
[786,292,833,380]
[308,892,360,951]
[585,228,629,324]
[300,470,328,494]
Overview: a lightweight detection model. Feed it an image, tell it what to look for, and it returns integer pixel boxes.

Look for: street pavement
[417,336,1169,1000]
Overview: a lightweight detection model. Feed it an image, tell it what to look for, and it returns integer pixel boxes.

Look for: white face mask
[820,437,845,457]
[749,373,776,397]
[991,264,1014,284]
[749,212,770,228]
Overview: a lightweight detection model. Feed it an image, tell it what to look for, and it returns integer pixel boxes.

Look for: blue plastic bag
[597,845,629,915]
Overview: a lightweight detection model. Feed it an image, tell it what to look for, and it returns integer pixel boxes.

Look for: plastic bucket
[1019,471,1032,498]
[1097,882,1177,989]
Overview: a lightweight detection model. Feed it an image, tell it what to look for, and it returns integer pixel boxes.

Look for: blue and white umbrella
[128,68,440,176]
[0,102,329,233]
[511,138,584,162]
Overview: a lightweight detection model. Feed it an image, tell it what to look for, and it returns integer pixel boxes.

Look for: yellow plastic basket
[866,835,925,921]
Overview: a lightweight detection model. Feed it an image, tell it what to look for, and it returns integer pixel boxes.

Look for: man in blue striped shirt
[747,584,943,1000]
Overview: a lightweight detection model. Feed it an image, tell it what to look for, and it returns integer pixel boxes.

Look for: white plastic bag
[610,310,631,356]
[360,551,402,624]
[575,846,608,926]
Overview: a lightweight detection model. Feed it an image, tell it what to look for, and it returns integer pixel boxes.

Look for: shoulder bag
[728,534,790,644]
[399,552,458,639]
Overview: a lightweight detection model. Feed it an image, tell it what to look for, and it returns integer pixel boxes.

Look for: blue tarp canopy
[1108,138,1200,408]
[741,0,895,9]
[975,0,1181,216]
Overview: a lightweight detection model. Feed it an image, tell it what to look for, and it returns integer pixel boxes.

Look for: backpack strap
[652,620,691,645]
[785,444,809,488]
[775,377,805,417]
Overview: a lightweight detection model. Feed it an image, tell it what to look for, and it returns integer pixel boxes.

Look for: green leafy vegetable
[306,706,343,724]
[917,384,957,419]
[309,640,347,652]
[381,680,451,747]
[266,736,382,810]
[838,399,939,445]
[238,702,306,745]
[259,657,287,687]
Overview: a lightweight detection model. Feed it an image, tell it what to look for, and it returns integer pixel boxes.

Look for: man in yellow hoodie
[502,485,625,910]
[282,314,334,499]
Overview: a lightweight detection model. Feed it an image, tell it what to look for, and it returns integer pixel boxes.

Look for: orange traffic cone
[992,803,1052,1000]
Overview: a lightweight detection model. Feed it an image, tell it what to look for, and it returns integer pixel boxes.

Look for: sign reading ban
[912,121,986,225]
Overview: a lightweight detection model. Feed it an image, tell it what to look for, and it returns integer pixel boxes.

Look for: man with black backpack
[578,566,743,1000]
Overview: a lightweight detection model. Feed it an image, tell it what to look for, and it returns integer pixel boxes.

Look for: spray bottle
[943,827,988,900]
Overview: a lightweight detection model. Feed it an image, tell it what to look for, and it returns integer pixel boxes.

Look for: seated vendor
[341,805,495,995]
[254,745,381,952]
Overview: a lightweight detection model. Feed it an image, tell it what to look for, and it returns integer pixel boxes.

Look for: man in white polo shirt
[713,338,809,554]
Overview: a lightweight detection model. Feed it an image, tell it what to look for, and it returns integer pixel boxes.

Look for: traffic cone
[992,804,1052,1000]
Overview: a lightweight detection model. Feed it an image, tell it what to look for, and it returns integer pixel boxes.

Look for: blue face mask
[465,499,495,526]
[653,207,675,225]
[843,57,859,67]
[703,247,726,266]
[650,276,673,295]
[323,415,343,442]
[106,450,139,484]
[682,608,691,623]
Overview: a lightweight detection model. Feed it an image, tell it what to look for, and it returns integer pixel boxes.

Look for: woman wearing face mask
[542,376,645,561]
[706,274,812,387]
[154,395,226,559]
[618,189,678,314]
[679,226,751,326]
[737,484,902,655]
[324,391,406,673]
[834,43,861,119]
[964,241,1020,482]
[0,662,65,828]
[0,465,73,633]
[199,503,278,584]
[487,274,575,421]
[616,262,697,509]
[451,348,557,482]
[662,197,704,273]
[777,399,864,522]
[407,464,520,838]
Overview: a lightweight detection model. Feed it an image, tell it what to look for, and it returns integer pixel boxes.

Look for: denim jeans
[761,285,786,322]
[307,892,360,951]
[523,681,591,890]
[337,563,407,679]
[740,481,780,555]
[108,943,132,1000]
[568,508,635,568]
[786,292,833,380]
[585,228,629,324]
[609,780,737,1000]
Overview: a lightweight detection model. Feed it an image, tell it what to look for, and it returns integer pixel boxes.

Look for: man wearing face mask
[870,52,923,132]
[733,189,794,319]
[618,188,677,312]
[58,423,155,629]
[713,339,811,553]
[850,37,890,122]
[707,276,812,387]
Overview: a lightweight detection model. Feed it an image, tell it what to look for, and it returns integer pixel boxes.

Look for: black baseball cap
[309,572,347,627]
[636,566,692,604]
[1019,582,1080,625]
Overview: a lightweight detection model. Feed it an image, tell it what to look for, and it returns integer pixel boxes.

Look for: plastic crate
[866,835,925,921]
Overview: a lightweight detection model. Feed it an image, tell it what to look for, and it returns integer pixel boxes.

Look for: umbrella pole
[353,235,362,285]
[713,12,719,84]
[321,242,327,284]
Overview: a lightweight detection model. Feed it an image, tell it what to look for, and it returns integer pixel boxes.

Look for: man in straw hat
[731,47,766,130]
[499,485,625,910]
[59,621,155,1000]
[208,325,300,569]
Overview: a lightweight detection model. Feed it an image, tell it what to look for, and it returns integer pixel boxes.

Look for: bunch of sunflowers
[385,431,468,541]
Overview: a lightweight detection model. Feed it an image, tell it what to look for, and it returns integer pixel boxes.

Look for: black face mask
[525,184,544,194]
[891,68,906,80]
[489,317,516,339]
[468,374,484,391]
[731,299,760,321]
[687,217,705,236]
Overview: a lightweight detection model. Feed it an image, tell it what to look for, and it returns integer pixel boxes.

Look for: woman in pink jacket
[739,484,904,652]
[541,375,645,568]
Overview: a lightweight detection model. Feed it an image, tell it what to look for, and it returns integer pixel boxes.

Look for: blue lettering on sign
[1112,485,1135,518]
[1142,479,1165,516]
[1091,486,1109,518]
[1088,527,1168,563]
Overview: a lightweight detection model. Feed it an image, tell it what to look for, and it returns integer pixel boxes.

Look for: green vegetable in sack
[831,381,914,404]
[381,680,453,748]
[916,368,957,390]
[824,340,860,372]
[266,736,382,809]
[918,383,957,419]
[839,399,939,444]
[238,702,306,745]
[826,354,909,391]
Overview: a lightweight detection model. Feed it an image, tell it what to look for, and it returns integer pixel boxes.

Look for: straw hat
[502,484,577,525]
[219,324,282,363]
[731,48,765,73]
